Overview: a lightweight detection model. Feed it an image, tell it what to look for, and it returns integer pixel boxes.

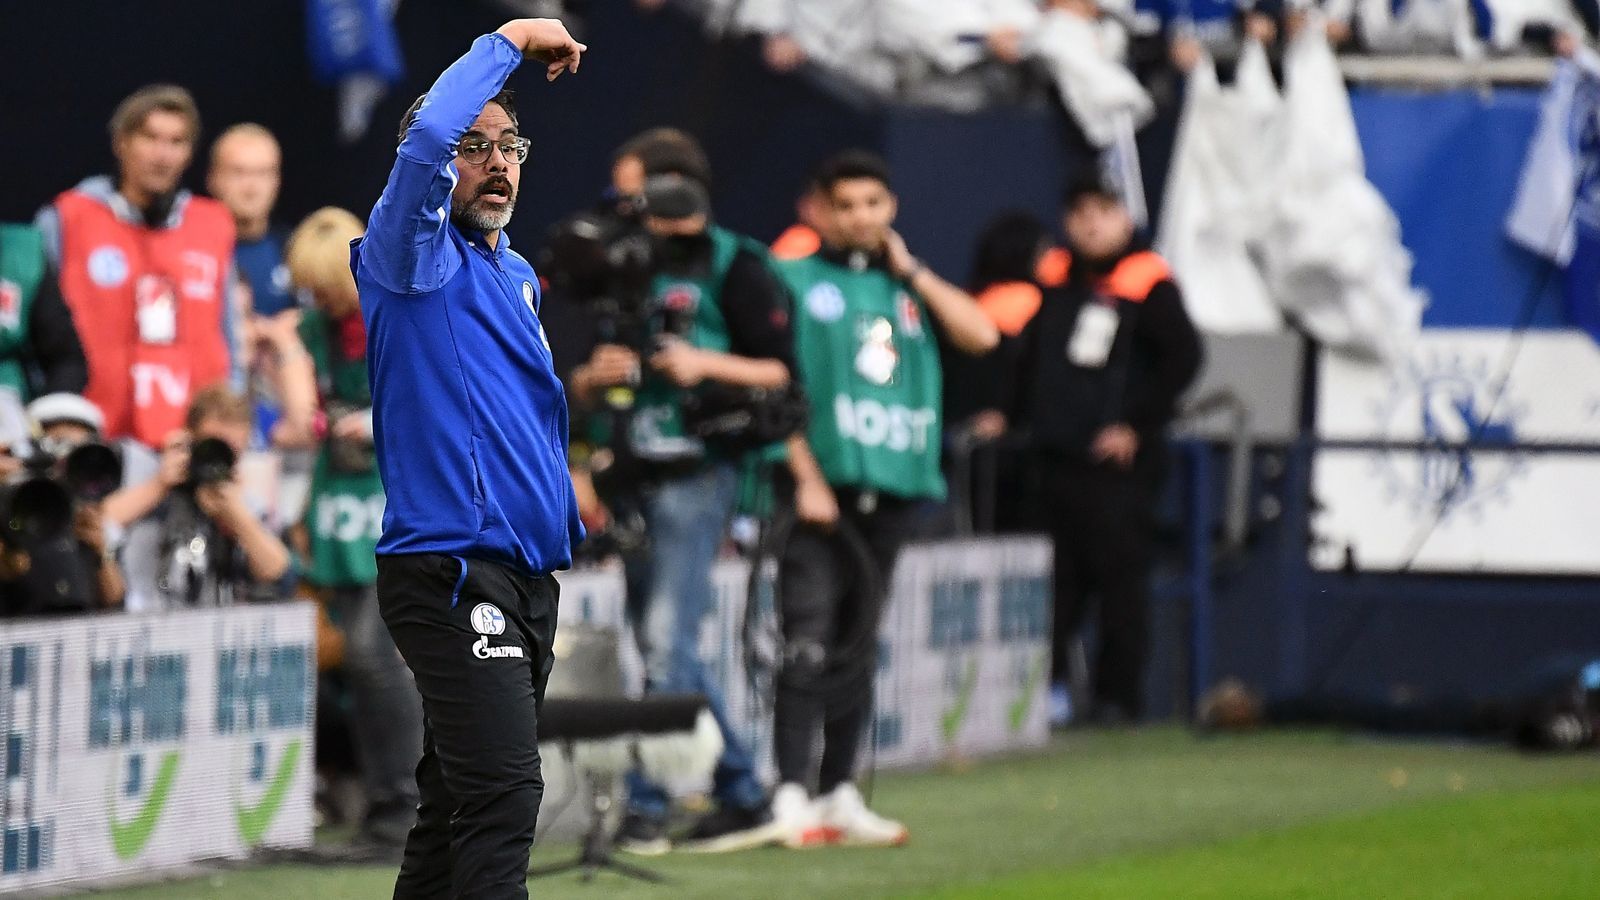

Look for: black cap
[1062,174,1123,212]
[642,174,711,220]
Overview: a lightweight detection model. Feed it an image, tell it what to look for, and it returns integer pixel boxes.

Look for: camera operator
[563,131,800,854]
[118,385,292,611]
[0,393,125,617]
[560,128,720,537]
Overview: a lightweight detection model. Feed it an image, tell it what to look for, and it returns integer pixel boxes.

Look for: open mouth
[478,181,513,206]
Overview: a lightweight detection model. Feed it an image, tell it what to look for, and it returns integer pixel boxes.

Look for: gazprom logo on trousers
[470,603,521,658]
[472,637,524,660]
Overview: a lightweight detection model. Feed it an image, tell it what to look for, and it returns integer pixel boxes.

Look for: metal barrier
[1178,434,1600,713]
[944,423,1003,538]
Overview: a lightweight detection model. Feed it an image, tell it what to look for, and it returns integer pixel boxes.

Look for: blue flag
[1567,73,1600,341]
[306,0,404,86]
[1507,54,1600,341]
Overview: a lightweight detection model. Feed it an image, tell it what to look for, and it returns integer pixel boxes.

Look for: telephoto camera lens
[62,442,123,503]
[1,478,72,545]
[186,437,237,488]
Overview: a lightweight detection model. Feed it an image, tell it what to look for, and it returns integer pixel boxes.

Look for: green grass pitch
[96,728,1600,899]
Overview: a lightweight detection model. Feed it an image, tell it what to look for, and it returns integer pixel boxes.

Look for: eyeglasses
[456,137,531,166]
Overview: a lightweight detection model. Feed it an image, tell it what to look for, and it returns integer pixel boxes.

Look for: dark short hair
[1062,174,1123,212]
[109,84,201,144]
[398,88,519,146]
[614,127,712,188]
[814,150,891,194]
[971,211,1048,291]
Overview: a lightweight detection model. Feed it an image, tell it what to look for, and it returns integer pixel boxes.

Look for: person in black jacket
[0,223,89,400]
[1011,178,1202,726]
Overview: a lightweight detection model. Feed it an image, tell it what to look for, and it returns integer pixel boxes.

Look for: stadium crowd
[642,0,1593,108]
[0,0,1587,861]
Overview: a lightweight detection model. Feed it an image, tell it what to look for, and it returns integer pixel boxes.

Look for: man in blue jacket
[354,18,585,899]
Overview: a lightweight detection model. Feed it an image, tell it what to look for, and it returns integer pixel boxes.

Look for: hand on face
[884,230,920,280]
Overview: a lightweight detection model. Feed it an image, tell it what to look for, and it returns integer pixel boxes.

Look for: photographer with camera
[0,393,125,617]
[558,130,801,854]
[118,385,291,611]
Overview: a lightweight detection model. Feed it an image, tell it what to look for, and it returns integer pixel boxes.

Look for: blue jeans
[622,463,765,819]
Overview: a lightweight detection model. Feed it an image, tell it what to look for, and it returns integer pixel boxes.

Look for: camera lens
[63,442,123,503]
[4,478,72,542]
[187,437,237,487]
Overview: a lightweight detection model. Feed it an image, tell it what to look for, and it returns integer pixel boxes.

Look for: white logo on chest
[88,246,129,288]
[805,282,846,322]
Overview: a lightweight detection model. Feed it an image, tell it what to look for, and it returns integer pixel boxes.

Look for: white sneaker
[816,783,908,847]
[770,783,831,849]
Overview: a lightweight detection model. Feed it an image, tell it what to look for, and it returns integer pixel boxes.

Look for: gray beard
[451,196,515,234]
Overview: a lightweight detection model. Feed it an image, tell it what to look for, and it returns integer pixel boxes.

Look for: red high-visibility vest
[52,189,234,447]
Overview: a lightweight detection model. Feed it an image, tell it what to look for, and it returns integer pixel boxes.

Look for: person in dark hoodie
[1011,177,1202,727]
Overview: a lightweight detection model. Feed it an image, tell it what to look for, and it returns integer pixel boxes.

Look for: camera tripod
[526,765,666,885]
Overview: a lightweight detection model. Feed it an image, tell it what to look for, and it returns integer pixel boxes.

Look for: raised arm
[360,20,584,295]
[885,231,1000,355]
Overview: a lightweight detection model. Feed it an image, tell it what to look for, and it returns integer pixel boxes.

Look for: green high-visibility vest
[299,308,383,588]
[774,253,945,500]
[0,225,46,399]
[629,225,754,460]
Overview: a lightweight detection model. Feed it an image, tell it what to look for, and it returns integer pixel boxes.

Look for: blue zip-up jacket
[355,32,583,575]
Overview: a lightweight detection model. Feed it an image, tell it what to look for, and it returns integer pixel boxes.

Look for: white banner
[547,537,1052,802]
[0,545,1046,885]
[870,538,1054,767]
[0,604,316,895]
[1313,329,1600,572]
